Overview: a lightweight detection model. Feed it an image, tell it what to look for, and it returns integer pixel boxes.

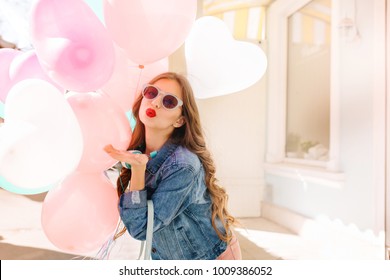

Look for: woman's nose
[151,95,162,108]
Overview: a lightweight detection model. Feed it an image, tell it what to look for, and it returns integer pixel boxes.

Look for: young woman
[104,72,241,260]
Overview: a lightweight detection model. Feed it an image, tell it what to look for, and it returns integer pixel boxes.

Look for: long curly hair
[115,72,236,242]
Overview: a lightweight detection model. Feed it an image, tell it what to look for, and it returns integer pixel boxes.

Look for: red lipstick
[146,108,156,118]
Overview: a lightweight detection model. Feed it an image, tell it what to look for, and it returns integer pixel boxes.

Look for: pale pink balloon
[98,45,137,113]
[9,50,62,92]
[41,172,119,254]
[99,45,169,112]
[67,91,132,172]
[103,0,197,65]
[0,48,21,102]
[30,0,115,92]
[134,59,170,88]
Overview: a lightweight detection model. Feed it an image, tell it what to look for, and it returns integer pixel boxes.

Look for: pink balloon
[9,50,62,92]
[98,45,137,113]
[103,0,197,65]
[30,0,115,92]
[99,44,169,112]
[134,59,170,88]
[0,48,21,102]
[41,172,119,253]
[67,91,132,172]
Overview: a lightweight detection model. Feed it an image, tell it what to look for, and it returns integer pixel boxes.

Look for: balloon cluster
[0,0,267,254]
[0,0,196,254]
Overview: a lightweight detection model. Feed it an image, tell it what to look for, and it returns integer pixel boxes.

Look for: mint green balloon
[126,111,136,131]
[84,0,104,24]
[0,101,4,118]
[0,175,54,195]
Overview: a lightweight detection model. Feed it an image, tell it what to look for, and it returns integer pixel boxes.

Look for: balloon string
[94,218,123,260]
[94,232,116,260]
[92,167,127,260]
[135,65,144,96]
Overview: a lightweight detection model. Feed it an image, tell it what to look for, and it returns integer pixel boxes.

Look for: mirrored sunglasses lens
[162,95,179,109]
[143,86,158,99]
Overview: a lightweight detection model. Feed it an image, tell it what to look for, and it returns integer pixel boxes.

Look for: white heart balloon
[0,79,83,190]
[0,121,36,161]
[185,16,267,99]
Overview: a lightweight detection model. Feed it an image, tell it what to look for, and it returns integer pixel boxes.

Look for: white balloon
[0,79,83,189]
[185,16,268,99]
[0,121,36,160]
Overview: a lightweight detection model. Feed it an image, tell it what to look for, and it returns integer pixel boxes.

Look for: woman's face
[139,78,185,133]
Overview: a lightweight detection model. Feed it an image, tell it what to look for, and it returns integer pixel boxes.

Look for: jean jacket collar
[146,141,179,175]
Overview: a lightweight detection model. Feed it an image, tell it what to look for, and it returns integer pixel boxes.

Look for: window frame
[265,0,344,186]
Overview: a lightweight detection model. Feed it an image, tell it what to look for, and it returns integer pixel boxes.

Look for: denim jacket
[118,141,228,260]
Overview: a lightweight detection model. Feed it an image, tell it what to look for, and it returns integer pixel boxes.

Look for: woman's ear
[173,116,185,128]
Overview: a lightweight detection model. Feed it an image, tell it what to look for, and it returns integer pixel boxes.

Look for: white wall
[196,77,267,217]
[264,0,385,233]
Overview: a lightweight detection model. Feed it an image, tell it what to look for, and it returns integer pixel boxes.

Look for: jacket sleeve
[118,164,199,241]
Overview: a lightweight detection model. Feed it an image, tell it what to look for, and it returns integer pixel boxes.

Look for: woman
[104,72,241,260]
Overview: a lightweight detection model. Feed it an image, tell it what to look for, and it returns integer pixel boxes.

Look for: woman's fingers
[104,144,126,160]
[104,145,148,165]
[103,144,116,153]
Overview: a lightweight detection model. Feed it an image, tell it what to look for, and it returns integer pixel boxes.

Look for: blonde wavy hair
[115,72,236,242]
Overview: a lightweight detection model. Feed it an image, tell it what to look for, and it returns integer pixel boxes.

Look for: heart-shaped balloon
[0,121,56,194]
[0,79,83,190]
[185,16,268,99]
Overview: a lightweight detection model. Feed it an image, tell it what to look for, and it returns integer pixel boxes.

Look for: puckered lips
[146,108,156,118]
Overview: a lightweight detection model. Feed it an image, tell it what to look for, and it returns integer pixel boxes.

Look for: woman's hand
[104,144,149,168]
[105,144,147,191]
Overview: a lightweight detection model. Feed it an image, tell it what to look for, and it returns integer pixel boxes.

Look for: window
[285,0,331,162]
[265,0,343,186]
